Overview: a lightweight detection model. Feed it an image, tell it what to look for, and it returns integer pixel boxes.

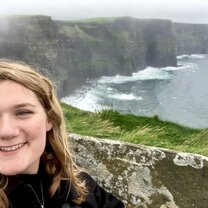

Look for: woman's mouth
[0,143,26,152]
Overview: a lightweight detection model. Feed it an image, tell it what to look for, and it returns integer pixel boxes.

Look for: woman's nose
[0,116,19,139]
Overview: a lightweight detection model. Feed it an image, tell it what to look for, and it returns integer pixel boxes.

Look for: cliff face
[0,15,208,96]
[0,16,60,77]
[56,17,177,78]
[0,15,177,95]
[174,23,208,55]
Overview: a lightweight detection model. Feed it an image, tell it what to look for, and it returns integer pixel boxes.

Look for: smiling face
[0,80,52,175]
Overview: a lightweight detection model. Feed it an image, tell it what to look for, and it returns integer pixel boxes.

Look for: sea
[61,54,208,129]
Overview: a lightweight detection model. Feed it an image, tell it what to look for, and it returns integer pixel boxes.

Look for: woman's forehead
[0,80,41,108]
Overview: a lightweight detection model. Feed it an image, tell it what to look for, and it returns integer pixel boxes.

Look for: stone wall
[69,133,208,208]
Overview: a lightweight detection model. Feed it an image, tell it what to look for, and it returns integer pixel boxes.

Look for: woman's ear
[46,120,52,132]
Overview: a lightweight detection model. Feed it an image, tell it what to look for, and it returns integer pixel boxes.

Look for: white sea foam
[61,65,186,112]
[177,54,207,60]
[109,93,143,101]
[61,86,109,112]
[177,62,199,72]
[62,54,208,128]
[62,60,199,112]
[97,66,177,84]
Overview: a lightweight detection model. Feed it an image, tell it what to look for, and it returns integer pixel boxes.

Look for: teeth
[0,143,25,152]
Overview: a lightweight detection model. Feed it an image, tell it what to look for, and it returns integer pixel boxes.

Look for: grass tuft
[61,102,207,156]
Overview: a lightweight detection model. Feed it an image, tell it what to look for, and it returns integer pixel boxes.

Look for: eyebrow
[13,103,36,108]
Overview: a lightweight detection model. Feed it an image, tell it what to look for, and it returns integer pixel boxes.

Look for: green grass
[61,102,208,156]
[75,17,116,23]
[59,23,97,41]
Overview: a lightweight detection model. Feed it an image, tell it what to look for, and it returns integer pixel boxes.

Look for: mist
[0,0,208,24]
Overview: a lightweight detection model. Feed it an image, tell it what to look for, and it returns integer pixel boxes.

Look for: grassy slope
[61,102,208,157]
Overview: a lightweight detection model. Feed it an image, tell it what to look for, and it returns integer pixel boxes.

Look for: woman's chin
[0,162,28,175]
[0,168,24,176]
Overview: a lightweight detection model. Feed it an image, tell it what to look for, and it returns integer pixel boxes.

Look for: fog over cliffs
[0,15,207,96]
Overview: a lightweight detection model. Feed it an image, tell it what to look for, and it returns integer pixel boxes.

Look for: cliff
[174,22,208,55]
[0,15,177,96]
[0,15,208,96]
[56,17,176,78]
[0,15,60,77]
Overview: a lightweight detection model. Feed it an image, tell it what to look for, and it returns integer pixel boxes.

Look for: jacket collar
[5,163,80,202]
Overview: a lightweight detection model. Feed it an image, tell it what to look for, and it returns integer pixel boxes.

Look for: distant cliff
[56,17,177,78]
[0,15,208,96]
[174,22,208,55]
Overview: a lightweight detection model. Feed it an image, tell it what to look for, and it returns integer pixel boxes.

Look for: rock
[69,133,208,208]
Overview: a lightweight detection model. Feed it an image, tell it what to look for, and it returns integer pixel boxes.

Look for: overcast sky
[0,0,207,24]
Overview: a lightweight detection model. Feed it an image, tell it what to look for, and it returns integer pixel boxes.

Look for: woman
[0,60,124,208]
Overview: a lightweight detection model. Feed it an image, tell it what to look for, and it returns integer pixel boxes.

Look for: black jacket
[6,166,124,208]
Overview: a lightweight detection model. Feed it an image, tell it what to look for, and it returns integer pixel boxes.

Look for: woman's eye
[16,110,33,117]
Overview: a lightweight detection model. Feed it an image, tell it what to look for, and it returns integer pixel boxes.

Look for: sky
[0,0,208,24]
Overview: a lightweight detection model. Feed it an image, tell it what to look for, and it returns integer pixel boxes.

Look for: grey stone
[69,133,208,208]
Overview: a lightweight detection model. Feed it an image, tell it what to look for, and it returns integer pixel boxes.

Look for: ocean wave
[97,66,175,84]
[61,62,199,112]
[177,62,199,72]
[109,93,143,101]
[61,81,144,112]
[177,54,207,60]
[61,55,208,128]
[61,86,107,112]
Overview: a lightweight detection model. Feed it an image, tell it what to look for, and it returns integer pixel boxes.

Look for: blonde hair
[0,59,87,207]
